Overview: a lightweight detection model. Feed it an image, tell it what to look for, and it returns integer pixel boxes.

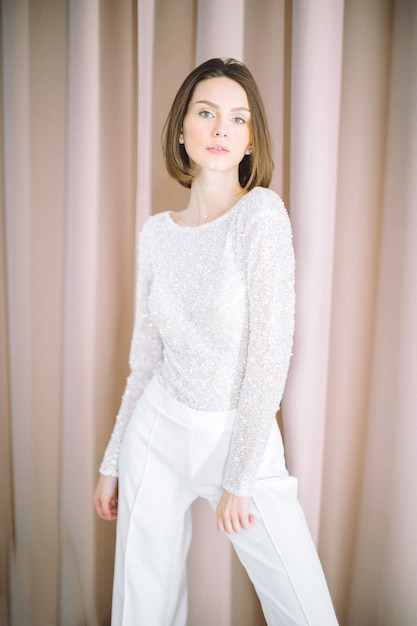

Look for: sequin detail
[100,187,295,496]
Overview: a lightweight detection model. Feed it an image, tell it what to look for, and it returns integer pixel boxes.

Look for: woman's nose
[214,120,228,136]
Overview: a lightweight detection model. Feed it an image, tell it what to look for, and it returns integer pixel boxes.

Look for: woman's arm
[222,192,295,497]
[98,220,163,478]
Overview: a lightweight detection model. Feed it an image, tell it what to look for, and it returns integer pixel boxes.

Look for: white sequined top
[100,187,295,496]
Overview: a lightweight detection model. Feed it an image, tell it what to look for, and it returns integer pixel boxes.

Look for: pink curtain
[1,1,416,624]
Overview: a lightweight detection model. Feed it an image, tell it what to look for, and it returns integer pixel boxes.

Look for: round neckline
[167,187,258,231]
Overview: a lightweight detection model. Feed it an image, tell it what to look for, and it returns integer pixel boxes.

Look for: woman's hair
[162,58,274,190]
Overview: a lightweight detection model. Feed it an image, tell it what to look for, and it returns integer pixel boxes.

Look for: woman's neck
[183,174,246,226]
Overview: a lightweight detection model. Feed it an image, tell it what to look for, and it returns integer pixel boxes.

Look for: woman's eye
[199,110,214,118]
[233,116,246,124]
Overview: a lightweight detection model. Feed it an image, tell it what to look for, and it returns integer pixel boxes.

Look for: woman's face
[181,76,252,178]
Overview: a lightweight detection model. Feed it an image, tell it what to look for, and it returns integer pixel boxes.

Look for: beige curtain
[1,1,138,624]
[1,1,416,625]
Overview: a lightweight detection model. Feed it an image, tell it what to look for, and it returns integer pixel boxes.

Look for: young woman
[94,58,338,626]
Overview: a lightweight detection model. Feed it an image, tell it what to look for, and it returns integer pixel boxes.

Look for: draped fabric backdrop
[1,1,416,625]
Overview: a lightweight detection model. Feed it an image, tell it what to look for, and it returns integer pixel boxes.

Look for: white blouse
[99,187,295,496]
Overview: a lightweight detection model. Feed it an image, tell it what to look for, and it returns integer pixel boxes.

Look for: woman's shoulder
[135,212,171,256]
[239,187,290,230]
[237,188,293,262]
[139,211,170,239]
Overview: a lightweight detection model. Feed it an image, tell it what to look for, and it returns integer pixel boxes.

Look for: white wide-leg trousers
[112,377,338,626]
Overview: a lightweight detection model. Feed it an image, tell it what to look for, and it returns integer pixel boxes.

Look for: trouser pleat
[227,478,337,625]
[112,385,194,626]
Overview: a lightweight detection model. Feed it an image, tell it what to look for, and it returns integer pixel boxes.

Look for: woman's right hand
[93,474,118,521]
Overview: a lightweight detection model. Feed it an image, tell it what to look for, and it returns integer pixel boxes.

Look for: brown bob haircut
[162,58,274,190]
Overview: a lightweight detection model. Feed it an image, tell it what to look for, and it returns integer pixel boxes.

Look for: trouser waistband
[143,375,236,432]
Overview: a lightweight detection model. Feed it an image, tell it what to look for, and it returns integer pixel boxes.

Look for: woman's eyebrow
[194,99,251,113]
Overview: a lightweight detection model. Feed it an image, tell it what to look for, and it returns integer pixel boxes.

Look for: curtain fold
[283,0,345,540]
[348,1,417,623]
[59,2,102,622]
[1,1,417,625]
[1,1,137,624]
[0,27,12,626]
[136,0,153,231]
[2,2,67,624]
[318,1,394,620]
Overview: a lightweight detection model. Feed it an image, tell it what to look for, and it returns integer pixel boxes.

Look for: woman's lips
[207,144,229,154]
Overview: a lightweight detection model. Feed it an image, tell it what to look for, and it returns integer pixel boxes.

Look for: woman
[94,58,338,626]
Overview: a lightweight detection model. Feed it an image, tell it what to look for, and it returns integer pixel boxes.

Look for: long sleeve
[222,197,295,496]
[99,222,163,476]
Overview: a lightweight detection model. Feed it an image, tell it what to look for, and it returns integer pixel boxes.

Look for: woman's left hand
[216,489,254,533]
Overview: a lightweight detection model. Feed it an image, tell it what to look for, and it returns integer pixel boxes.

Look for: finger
[217,513,233,534]
[217,517,225,532]
[98,502,110,520]
[228,512,254,533]
[240,513,254,530]
[218,516,231,533]
[231,515,243,534]
[110,497,118,511]
[93,494,104,518]
[223,513,242,534]
[216,505,226,532]
[102,502,113,520]
[224,518,235,534]
[109,497,118,519]
[94,494,113,521]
